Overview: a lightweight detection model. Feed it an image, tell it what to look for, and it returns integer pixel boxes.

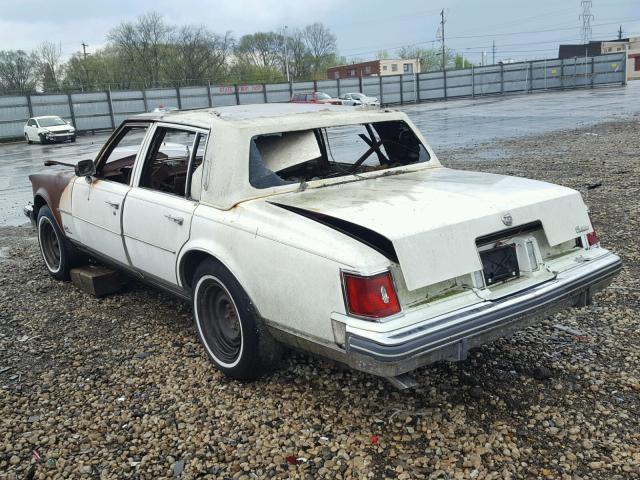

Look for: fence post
[262,83,267,103]
[590,57,595,88]
[234,84,240,105]
[529,62,533,93]
[358,76,363,93]
[106,87,115,129]
[337,78,341,97]
[67,93,76,127]
[206,82,212,107]
[471,65,475,98]
[622,50,627,85]
[313,79,318,92]
[142,88,149,112]
[176,86,182,109]
[560,60,565,90]
[399,75,404,105]
[443,69,447,100]
[26,93,34,118]
[289,81,293,99]
[500,63,504,94]
[415,73,421,103]
[379,76,384,106]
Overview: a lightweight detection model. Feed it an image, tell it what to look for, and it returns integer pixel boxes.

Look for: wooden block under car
[70,266,122,297]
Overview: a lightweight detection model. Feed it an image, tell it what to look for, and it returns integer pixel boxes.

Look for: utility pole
[492,41,496,64]
[579,1,594,44]
[440,8,447,99]
[618,25,623,40]
[440,9,446,71]
[81,42,89,60]
[283,26,290,82]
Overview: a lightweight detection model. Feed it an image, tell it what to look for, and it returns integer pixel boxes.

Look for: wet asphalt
[1,82,639,226]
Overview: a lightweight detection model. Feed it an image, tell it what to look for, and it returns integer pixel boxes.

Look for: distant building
[326,59,421,80]
[559,37,640,81]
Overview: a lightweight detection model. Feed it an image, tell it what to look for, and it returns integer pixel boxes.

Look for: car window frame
[131,122,210,201]
[93,121,153,185]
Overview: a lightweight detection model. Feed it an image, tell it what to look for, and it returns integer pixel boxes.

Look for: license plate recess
[480,244,520,285]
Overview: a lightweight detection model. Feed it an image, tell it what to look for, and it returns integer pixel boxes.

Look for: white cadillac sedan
[24,115,76,143]
[25,104,621,387]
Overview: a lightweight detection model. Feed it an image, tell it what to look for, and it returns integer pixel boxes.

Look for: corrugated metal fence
[0,53,626,140]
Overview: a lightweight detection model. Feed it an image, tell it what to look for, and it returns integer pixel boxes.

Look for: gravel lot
[1,119,639,479]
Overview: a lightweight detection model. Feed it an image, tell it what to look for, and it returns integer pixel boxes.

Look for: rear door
[123,124,208,284]
[71,123,150,265]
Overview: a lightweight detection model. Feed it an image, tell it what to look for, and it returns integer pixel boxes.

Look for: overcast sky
[1,0,639,64]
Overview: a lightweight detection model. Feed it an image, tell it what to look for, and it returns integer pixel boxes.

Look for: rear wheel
[192,258,281,380]
[37,206,72,281]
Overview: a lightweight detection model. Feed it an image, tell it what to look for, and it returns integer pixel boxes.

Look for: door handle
[164,214,184,226]
[105,200,120,210]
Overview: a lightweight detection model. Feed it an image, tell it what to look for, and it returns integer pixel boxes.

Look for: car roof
[127,103,395,129]
[32,115,63,120]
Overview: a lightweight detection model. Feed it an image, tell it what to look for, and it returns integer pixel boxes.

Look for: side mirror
[75,159,96,178]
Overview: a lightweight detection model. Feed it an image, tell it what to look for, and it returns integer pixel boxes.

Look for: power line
[341,17,640,58]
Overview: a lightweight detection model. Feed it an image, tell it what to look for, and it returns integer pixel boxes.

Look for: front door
[123,125,208,284]
[71,124,150,266]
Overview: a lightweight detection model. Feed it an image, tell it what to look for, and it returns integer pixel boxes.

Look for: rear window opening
[249,120,430,189]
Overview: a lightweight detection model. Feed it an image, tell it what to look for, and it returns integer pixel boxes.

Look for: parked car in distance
[151,105,178,113]
[290,91,343,105]
[339,92,380,106]
[25,104,621,388]
[24,116,76,144]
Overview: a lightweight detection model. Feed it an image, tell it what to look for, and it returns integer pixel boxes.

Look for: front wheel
[192,259,281,380]
[25,133,32,144]
[37,206,72,281]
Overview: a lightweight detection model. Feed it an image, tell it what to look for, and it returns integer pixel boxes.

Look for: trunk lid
[272,167,590,290]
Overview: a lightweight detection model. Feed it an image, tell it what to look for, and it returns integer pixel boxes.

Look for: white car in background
[339,92,380,106]
[24,116,76,144]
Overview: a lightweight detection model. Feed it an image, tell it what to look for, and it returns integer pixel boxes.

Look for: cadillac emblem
[501,213,513,226]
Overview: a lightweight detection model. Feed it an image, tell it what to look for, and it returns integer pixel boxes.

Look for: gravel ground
[1,120,639,479]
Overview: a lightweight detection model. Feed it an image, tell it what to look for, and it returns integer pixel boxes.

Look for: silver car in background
[339,92,380,106]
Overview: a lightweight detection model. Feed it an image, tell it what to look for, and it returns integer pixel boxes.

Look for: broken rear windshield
[249,120,430,189]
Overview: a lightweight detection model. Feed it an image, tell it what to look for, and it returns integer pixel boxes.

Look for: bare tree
[302,23,337,76]
[108,12,173,87]
[34,41,64,91]
[0,50,37,93]
[167,26,233,85]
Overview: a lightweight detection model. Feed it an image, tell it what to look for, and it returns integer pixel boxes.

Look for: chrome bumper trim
[347,252,621,364]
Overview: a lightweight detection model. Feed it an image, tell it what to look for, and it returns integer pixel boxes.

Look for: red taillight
[342,271,400,319]
[586,216,599,248]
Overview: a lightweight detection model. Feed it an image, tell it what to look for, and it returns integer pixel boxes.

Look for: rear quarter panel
[180,201,390,342]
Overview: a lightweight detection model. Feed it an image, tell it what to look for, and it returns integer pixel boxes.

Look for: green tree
[0,50,37,94]
[454,54,472,70]
[398,45,455,72]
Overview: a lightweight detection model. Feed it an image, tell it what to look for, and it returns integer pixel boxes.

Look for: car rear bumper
[340,251,621,377]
